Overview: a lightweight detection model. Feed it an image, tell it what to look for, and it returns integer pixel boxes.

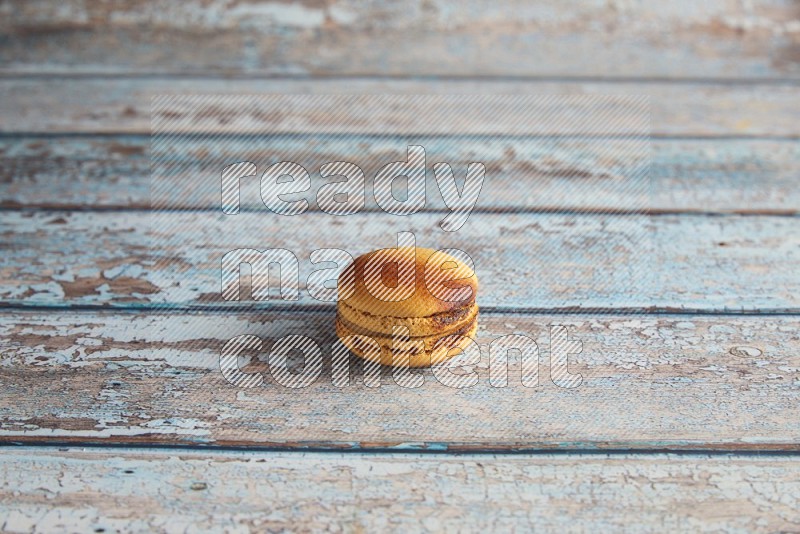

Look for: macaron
[336,247,478,367]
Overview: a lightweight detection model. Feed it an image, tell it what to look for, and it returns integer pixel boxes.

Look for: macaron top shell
[338,247,478,318]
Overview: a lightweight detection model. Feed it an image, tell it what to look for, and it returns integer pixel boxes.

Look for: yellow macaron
[336,247,478,367]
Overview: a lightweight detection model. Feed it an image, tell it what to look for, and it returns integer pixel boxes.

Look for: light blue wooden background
[0,0,798,531]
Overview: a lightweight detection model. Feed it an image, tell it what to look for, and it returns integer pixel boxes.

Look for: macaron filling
[337,298,478,337]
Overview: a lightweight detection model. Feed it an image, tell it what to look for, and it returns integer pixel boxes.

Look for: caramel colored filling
[336,312,477,342]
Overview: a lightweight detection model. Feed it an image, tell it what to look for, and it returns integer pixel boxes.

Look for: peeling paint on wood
[1,448,799,532]
[0,211,797,312]
[1,136,798,213]
[0,311,797,450]
[1,79,799,136]
[1,0,799,79]
[2,0,799,523]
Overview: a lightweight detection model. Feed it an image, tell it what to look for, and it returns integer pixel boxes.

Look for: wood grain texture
[1,310,798,450]
[1,136,798,213]
[1,78,799,136]
[1,0,798,525]
[1,211,797,312]
[1,0,799,79]
[1,447,799,533]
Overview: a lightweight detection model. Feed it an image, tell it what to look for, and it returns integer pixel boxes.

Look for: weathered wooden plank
[1,78,799,136]
[2,136,798,213]
[0,211,797,312]
[1,448,799,533]
[2,0,799,80]
[1,311,797,450]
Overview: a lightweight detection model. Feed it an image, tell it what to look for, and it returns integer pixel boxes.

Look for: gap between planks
[3,73,800,85]
[2,442,800,456]
[1,303,800,316]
